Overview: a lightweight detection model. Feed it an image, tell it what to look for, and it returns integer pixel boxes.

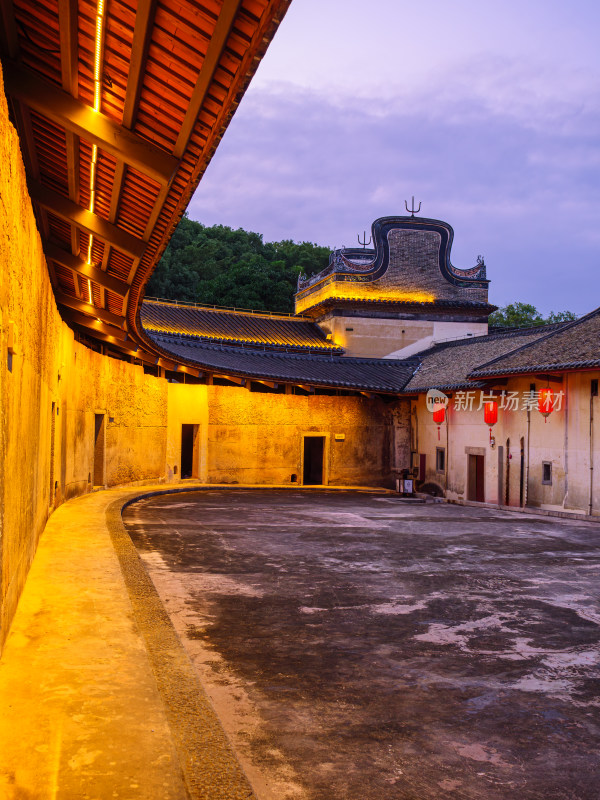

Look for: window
[542,462,552,485]
[436,447,446,473]
[592,379,598,398]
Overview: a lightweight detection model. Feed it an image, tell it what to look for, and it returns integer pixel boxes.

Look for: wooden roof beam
[55,289,125,328]
[45,243,130,297]
[175,364,202,378]
[0,0,19,59]
[173,0,242,159]
[59,308,129,342]
[214,373,246,386]
[4,64,179,186]
[58,0,81,256]
[124,0,157,129]
[108,0,158,228]
[29,180,146,259]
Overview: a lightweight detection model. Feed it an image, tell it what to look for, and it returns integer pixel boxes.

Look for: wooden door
[468,454,485,502]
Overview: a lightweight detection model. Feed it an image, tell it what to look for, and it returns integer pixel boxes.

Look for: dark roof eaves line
[468,308,600,376]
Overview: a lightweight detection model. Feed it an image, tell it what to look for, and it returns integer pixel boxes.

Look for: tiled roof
[403,326,557,392]
[147,332,417,392]
[141,300,342,353]
[471,308,600,377]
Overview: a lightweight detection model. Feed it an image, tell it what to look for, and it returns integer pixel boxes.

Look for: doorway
[181,424,200,479]
[303,436,325,485]
[93,413,105,487]
[50,402,56,505]
[505,438,510,505]
[467,454,485,502]
[519,437,525,507]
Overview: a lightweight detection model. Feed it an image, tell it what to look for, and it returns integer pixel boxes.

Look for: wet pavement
[123,490,600,800]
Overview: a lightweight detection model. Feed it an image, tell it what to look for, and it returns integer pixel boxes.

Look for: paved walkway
[125,491,600,800]
[0,483,383,800]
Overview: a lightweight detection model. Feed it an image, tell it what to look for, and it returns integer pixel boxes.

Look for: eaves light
[86,0,107,302]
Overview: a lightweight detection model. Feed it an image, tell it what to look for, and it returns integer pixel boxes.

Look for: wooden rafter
[45,243,130,296]
[60,307,130,342]
[58,0,80,259]
[4,64,179,186]
[1,0,292,362]
[173,0,242,159]
[29,180,146,259]
[55,289,125,328]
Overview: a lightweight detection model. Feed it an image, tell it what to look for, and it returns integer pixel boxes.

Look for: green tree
[146,216,330,312]
[546,310,578,324]
[489,302,577,328]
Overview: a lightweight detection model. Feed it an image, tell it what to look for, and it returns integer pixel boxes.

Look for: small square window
[436,447,446,472]
[542,462,552,485]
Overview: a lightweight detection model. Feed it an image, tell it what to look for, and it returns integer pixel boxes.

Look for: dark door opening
[519,437,525,507]
[303,436,325,485]
[94,413,105,486]
[467,454,485,502]
[505,438,511,505]
[181,424,197,479]
[419,453,426,482]
[50,402,56,505]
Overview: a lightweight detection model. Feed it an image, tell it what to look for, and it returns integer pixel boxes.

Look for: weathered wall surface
[321,315,488,358]
[0,63,409,654]
[0,65,169,652]
[165,385,397,487]
[411,372,600,515]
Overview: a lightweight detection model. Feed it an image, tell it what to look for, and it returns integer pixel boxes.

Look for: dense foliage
[489,302,577,328]
[146,216,330,313]
[148,219,579,324]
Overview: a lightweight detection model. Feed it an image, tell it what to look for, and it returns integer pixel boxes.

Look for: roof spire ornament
[357,230,372,248]
[405,196,422,217]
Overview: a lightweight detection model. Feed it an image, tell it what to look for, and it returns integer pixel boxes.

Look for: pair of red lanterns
[432,386,555,441]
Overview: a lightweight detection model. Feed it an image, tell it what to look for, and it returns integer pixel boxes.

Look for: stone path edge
[106,491,257,800]
[107,484,390,799]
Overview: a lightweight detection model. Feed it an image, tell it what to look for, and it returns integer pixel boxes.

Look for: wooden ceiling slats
[77,228,89,256]
[106,290,125,314]
[107,249,134,281]
[54,264,77,293]
[2,0,290,355]
[90,238,105,264]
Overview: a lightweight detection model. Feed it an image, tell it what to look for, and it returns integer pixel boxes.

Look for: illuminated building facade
[0,0,599,664]
[295,215,493,357]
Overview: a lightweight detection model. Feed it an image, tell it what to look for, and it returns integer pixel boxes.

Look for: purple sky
[189,0,600,315]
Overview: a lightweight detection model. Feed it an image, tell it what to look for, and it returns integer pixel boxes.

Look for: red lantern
[433,404,445,440]
[484,400,498,441]
[538,387,554,422]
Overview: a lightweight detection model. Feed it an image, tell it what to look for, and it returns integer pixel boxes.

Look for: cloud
[189,58,600,315]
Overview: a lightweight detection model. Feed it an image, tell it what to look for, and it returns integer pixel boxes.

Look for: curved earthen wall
[0,66,168,651]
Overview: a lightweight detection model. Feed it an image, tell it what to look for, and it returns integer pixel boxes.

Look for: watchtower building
[295,215,494,358]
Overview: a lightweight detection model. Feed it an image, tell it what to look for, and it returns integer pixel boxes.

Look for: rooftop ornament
[405,196,422,217]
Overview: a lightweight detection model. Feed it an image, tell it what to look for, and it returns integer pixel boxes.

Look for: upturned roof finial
[357,230,372,248]
[405,196,422,217]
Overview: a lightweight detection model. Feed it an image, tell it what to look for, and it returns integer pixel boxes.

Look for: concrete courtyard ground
[124,490,600,800]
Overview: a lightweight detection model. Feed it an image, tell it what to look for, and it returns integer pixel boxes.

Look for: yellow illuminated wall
[295,278,435,315]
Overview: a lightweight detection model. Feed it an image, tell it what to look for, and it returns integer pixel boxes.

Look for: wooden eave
[0,0,291,359]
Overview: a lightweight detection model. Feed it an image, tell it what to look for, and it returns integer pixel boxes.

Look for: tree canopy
[146,215,330,313]
[488,302,577,329]
[147,218,579,326]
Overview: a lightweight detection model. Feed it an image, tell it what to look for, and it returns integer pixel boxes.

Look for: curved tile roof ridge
[141,298,341,352]
[470,307,600,377]
[145,331,419,392]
